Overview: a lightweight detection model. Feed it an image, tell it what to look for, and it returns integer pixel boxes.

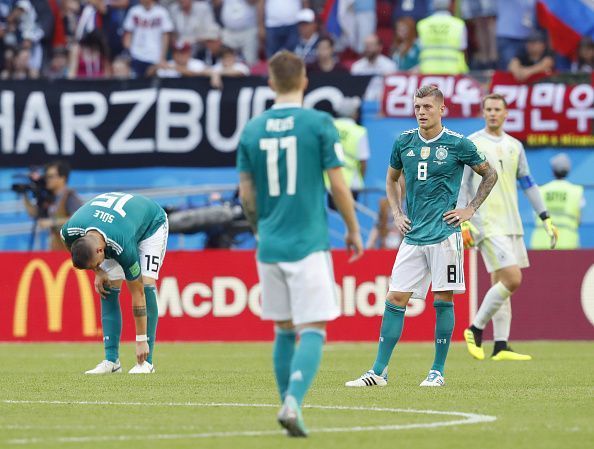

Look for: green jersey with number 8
[237,105,343,263]
[61,193,166,280]
[390,127,485,245]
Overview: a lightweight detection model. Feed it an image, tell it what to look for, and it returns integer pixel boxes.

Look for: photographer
[21,161,83,251]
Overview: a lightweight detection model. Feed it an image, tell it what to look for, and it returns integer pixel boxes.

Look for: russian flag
[537,0,594,59]
[322,0,356,46]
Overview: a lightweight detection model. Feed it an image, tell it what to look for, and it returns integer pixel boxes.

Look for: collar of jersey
[272,103,302,109]
[480,129,506,143]
[417,126,446,143]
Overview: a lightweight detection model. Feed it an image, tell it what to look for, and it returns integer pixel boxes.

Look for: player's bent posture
[237,51,363,437]
[346,85,497,388]
[61,192,168,374]
[460,93,558,361]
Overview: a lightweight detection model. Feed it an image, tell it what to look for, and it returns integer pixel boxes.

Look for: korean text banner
[0,75,371,169]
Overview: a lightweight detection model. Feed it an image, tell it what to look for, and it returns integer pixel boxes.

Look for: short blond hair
[268,51,305,94]
[482,93,508,109]
[415,85,444,103]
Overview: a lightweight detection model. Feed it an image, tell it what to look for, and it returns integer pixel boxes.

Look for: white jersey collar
[272,103,302,109]
[418,126,446,143]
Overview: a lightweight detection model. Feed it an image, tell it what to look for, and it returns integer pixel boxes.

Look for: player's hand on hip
[345,231,364,262]
[443,206,474,226]
[543,218,559,249]
[136,341,149,364]
[93,270,110,297]
[393,212,411,234]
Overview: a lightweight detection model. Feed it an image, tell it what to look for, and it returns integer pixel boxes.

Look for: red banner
[476,249,594,340]
[0,250,472,342]
[382,74,485,118]
[490,71,594,147]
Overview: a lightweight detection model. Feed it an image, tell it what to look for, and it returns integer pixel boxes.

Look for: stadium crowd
[1,0,593,81]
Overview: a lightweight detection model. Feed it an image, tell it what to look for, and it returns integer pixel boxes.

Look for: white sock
[472,282,511,330]
[493,297,512,341]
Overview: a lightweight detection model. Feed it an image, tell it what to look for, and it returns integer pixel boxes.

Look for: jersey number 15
[259,136,297,197]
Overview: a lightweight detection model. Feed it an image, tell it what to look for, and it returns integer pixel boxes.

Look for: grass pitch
[0,342,592,449]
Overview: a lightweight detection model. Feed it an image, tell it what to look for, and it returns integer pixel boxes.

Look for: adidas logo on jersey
[406,150,415,157]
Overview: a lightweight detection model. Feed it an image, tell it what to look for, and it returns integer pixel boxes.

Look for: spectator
[366,197,404,249]
[353,0,376,54]
[496,0,536,70]
[390,16,420,71]
[307,36,347,73]
[210,45,249,88]
[122,0,173,77]
[294,8,319,65]
[61,0,80,48]
[10,0,46,78]
[530,153,585,250]
[111,54,131,78]
[73,0,105,44]
[214,0,260,66]
[350,33,396,75]
[508,30,554,82]
[103,0,129,60]
[149,40,209,77]
[44,46,68,78]
[195,24,223,66]
[417,0,468,74]
[461,0,496,69]
[571,37,594,73]
[68,29,110,78]
[21,160,83,251]
[9,45,31,78]
[169,0,217,55]
[0,0,13,73]
[393,0,429,22]
[263,0,303,58]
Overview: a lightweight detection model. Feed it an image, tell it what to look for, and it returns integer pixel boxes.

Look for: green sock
[101,288,121,363]
[144,285,159,365]
[287,329,325,406]
[372,301,406,376]
[432,300,455,374]
[273,327,296,402]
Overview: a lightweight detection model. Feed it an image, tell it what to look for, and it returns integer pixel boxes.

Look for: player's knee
[386,291,410,307]
[502,271,522,292]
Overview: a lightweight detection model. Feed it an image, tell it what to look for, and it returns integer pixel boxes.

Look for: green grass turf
[0,342,592,449]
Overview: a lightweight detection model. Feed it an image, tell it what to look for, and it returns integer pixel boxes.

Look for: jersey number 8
[417,162,428,181]
[259,136,297,197]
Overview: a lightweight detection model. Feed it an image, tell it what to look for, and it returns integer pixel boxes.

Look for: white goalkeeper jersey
[459,130,530,241]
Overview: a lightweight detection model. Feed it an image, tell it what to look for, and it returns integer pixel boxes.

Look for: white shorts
[478,235,529,273]
[101,219,169,281]
[389,232,465,300]
[257,251,340,326]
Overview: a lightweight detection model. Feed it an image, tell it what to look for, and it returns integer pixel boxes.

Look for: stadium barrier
[1,250,471,342]
[3,250,592,342]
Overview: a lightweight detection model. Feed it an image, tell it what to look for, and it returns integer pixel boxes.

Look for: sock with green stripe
[371,301,406,376]
[144,285,159,365]
[432,300,455,374]
[286,329,325,406]
[101,287,121,363]
[273,327,297,402]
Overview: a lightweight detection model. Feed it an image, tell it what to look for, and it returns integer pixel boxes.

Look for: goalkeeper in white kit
[459,93,558,361]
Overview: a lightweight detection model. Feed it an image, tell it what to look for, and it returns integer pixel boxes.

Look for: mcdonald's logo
[13,259,98,337]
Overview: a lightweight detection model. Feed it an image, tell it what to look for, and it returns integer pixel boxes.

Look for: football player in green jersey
[237,51,363,437]
[61,193,168,374]
[346,85,498,388]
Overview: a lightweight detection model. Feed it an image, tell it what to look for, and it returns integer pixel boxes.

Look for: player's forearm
[330,182,360,234]
[468,162,498,212]
[386,176,404,216]
[129,283,147,336]
[523,184,547,216]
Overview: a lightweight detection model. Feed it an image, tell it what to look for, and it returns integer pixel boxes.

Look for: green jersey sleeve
[319,113,343,170]
[457,137,486,167]
[236,133,252,174]
[390,138,403,170]
[117,241,142,281]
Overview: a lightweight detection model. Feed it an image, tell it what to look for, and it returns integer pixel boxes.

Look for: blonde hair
[268,51,305,94]
[415,85,444,103]
[482,93,508,109]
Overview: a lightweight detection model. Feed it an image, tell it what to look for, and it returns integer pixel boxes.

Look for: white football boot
[128,361,155,374]
[419,370,445,387]
[345,370,388,387]
[85,359,122,375]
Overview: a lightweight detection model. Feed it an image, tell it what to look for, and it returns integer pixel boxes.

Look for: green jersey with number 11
[61,193,166,280]
[237,104,343,263]
[390,127,485,245]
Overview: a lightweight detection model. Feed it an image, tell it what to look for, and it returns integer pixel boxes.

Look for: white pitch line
[1,400,496,445]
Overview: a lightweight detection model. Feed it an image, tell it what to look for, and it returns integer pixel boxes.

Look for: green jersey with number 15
[61,193,166,280]
[390,127,485,245]
[237,104,343,263]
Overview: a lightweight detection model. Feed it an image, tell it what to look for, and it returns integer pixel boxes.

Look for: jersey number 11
[259,136,297,197]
